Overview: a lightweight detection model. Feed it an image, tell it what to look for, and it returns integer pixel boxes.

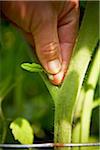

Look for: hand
[1,1,79,85]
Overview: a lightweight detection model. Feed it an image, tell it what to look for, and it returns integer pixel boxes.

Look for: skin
[1,1,79,85]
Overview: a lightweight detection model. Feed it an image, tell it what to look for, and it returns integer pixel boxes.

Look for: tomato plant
[0,1,99,150]
[21,1,99,149]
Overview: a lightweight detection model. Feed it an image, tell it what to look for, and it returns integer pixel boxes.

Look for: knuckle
[41,42,59,60]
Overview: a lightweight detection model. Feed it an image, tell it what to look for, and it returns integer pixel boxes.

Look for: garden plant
[0,1,99,150]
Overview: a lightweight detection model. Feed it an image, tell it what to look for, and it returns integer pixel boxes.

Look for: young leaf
[21,63,43,73]
[10,117,34,144]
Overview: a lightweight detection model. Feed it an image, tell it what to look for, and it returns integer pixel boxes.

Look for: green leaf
[10,117,34,144]
[21,63,43,73]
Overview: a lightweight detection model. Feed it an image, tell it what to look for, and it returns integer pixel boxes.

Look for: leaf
[21,63,43,73]
[10,117,34,144]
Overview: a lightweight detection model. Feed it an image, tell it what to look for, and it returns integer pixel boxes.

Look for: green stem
[1,121,7,144]
[73,88,85,119]
[54,2,98,149]
[72,46,99,150]
[22,2,99,149]
[71,88,85,150]
[14,43,25,115]
[71,87,85,150]
[0,77,14,144]
[80,47,100,149]
[0,101,7,144]
[14,74,23,115]
[40,72,59,101]
[92,98,100,109]
[72,122,80,150]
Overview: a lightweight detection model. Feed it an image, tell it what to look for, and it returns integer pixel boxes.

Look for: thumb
[32,16,62,74]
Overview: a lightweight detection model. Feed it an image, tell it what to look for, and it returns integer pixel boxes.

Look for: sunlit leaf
[10,117,34,144]
[21,63,43,73]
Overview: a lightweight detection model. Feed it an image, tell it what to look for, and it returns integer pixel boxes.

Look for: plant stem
[92,98,100,109]
[80,47,100,149]
[40,72,59,101]
[74,88,85,120]
[71,88,85,150]
[0,77,14,144]
[72,122,80,150]
[54,2,99,150]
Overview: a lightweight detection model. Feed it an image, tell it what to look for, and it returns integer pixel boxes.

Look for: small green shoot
[21,63,43,73]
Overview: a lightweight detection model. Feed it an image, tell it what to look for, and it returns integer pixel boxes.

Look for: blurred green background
[0,19,54,145]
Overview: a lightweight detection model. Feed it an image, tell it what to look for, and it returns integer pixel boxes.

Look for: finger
[59,1,79,62]
[1,1,34,32]
[51,1,79,85]
[31,10,62,74]
[48,62,66,85]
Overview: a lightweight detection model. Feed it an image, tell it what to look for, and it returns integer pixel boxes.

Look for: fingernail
[48,59,61,74]
[53,71,64,85]
[48,74,54,81]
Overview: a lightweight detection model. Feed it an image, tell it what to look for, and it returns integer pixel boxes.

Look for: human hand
[1,1,79,85]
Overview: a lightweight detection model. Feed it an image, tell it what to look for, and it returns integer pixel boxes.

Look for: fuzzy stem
[54,2,99,150]
[40,72,59,101]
